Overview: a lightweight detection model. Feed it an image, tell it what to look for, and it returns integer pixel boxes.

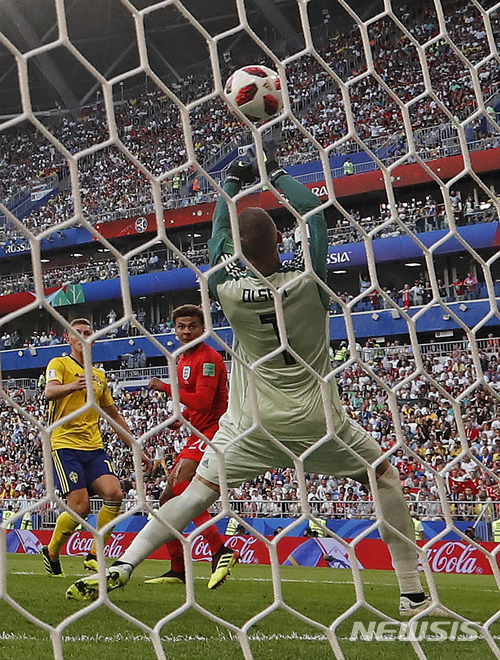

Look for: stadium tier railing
[2,499,497,530]
[106,365,170,382]
[2,336,500,395]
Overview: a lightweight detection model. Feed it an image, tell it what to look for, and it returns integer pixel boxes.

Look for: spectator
[452,275,466,301]
[464,272,479,300]
[343,158,354,175]
[410,280,424,306]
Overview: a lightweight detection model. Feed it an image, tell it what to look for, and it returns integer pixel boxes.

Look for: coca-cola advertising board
[354,539,493,575]
[6,530,497,575]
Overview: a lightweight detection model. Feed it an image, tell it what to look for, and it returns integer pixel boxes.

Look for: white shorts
[196,414,383,488]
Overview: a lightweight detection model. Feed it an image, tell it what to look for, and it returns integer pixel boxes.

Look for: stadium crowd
[0,187,497,303]
[0,245,210,297]
[0,267,490,353]
[0,299,227,350]
[0,260,488,351]
[328,196,499,246]
[2,342,500,525]
[0,0,497,242]
[276,0,500,159]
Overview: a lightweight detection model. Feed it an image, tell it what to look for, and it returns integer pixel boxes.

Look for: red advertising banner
[0,287,59,317]
[6,529,498,576]
[93,149,500,240]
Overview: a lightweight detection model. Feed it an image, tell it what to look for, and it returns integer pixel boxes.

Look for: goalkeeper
[67,143,443,617]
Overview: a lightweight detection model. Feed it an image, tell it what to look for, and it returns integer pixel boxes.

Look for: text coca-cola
[191,534,260,564]
[425,542,481,574]
[66,532,126,559]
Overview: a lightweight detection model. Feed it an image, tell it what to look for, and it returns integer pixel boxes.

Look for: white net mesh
[1,0,500,658]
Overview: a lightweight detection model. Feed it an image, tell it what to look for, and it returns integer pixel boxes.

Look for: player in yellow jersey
[42,318,151,577]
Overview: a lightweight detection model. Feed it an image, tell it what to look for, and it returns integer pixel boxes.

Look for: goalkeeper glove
[247,139,287,185]
[225,154,256,186]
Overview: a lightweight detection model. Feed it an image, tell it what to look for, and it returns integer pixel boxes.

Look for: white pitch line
[2,631,327,643]
[0,630,497,644]
[9,571,500,592]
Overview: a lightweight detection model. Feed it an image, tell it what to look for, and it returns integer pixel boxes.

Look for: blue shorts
[51,448,117,495]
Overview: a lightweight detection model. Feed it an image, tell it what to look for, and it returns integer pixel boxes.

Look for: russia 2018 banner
[6,529,494,576]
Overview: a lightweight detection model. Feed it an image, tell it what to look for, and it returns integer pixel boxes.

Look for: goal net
[1,0,500,658]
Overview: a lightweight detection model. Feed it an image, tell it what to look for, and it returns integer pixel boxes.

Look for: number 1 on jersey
[259,313,296,365]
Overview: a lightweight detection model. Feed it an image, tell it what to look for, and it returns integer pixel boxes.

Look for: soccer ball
[224,65,282,122]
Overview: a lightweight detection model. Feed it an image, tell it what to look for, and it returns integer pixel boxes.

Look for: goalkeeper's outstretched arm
[207,157,256,295]
[207,142,328,292]
[250,140,328,281]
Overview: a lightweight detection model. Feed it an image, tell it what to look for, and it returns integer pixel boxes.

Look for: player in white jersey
[66,143,447,618]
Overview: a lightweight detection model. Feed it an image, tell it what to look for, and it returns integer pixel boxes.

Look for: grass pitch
[0,554,499,660]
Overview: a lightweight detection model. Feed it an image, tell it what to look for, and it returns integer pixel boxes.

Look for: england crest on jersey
[182,366,191,381]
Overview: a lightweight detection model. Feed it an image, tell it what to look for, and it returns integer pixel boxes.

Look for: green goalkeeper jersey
[208,174,342,441]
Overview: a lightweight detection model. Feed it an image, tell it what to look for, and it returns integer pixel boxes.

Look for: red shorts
[173,425,218,466]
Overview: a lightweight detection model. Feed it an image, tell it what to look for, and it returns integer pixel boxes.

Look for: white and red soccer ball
[224,65,283,122]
